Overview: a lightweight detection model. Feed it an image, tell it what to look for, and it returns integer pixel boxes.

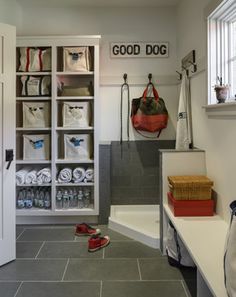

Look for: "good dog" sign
[110,42,169,58]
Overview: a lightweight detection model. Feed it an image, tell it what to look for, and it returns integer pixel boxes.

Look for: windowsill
[203,101,236,118]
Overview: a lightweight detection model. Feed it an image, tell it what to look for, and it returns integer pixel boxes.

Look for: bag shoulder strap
[120,77,130,145]
[142,83,159,103]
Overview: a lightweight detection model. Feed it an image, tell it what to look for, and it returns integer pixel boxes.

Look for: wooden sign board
[110,42,169,58]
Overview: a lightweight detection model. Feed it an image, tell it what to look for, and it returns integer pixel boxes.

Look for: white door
[0,23,16,266]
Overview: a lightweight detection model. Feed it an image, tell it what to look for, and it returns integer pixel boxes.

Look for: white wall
[177,0,235,222]
[16,6,179,141]
[0,0,20,26]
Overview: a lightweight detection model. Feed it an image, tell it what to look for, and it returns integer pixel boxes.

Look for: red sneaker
[75,223,101,236]
[88,234,110,252]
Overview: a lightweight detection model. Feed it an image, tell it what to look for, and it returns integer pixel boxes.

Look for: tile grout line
[13,281,23,297]
[137,259,142,281]
[16,229,26,241]
[35,241,46,259]
[0,280,185,283]
[180,280,191,297]
[100,281,103,297]
[61,258,70,281]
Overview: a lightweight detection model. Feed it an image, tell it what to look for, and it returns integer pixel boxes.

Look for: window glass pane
[231,60,236,98]
[232,21,236,57]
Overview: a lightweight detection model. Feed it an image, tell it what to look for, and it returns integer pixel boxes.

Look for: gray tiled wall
[98,144,111,224]
[111,141,175,205]
[98,140,175,223]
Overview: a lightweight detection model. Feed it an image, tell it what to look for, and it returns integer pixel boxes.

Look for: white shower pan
[109,205,160,249]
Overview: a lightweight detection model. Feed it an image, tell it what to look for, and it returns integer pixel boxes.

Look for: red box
[167,192,214,217]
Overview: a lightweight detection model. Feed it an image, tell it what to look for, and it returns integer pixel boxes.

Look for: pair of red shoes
[75,223,110,252]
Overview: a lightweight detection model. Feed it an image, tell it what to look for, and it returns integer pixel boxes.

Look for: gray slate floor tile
[16,282,100,297]
[38,242,102,258]
[17,228,74,241]
[104,241,161,258]
[64,259,139,281]
[16,227,24,239]
[139,258,183,280]
[0,259,67,281]
[16,242,43,258]
[0,282,21,297]
[102,281,187,297]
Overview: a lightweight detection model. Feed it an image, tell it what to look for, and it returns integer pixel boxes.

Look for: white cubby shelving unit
[16,36,100,221]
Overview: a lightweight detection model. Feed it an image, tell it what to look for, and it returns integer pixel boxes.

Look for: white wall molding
[204,0,225,18]
[100,75,179,86]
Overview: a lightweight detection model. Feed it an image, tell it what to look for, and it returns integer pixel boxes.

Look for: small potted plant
[214,76,229,103]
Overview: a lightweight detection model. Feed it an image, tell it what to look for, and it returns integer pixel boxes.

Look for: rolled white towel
[37,167,51,184]
[84,168,94,183]
[16,167,31,185]
[25,169,38,184]
[73,167,86,183]
[58,168,72,183]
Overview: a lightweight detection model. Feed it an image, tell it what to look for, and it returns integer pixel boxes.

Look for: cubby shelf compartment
[55,183,94,187]
[16,97,51,101]
[56,96,94,100]
[16,160,51,164]
[16,72,51,76]
[16,209,52,216]
[16,128,51,131]
[56,71,94,76]
[56,159,94,164]
[16,184,52,187]
[53,208,95,216]
[56,127,94,131]
[16,208,96,216]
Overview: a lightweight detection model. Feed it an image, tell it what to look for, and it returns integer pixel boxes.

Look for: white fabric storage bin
[64,134,92,160]
[23,102,50,128]
[23,134,50,160]
[63,47,91,72]
[21,76,51,96]
[63,102,90,128]
[18,47,51,72]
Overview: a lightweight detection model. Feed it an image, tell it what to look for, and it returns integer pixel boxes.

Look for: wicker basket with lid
[168,175,213,200]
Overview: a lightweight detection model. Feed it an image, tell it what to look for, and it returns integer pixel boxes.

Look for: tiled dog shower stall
[106,140,175,248]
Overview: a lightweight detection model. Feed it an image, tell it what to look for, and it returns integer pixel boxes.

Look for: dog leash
[120,73,130,145]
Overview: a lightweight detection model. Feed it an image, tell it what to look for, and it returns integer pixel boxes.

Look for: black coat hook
[176,71,182,80]
[182,66,189,77]
[188,61,197,73]
[148,73,152,83]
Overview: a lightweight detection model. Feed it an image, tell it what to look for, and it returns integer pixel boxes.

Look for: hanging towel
[58,168,72,183]
[37,167,51,184]
[73,167,86,183]
[16,167,31,185]
[175,72,193,150]
[25,169,38,184]
[84,168,94,183]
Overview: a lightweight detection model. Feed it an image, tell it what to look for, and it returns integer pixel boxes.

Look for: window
[208,0,236,104]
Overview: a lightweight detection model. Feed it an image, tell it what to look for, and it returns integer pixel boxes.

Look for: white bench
[163,204,228,297]
[160,150,229,297]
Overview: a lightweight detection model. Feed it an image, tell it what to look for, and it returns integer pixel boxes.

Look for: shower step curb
[108,205,160,249]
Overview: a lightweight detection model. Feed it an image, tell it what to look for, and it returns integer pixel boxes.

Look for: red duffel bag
[131,84,168,137]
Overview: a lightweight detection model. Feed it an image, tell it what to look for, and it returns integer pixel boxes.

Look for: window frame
[207,0,236,105]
